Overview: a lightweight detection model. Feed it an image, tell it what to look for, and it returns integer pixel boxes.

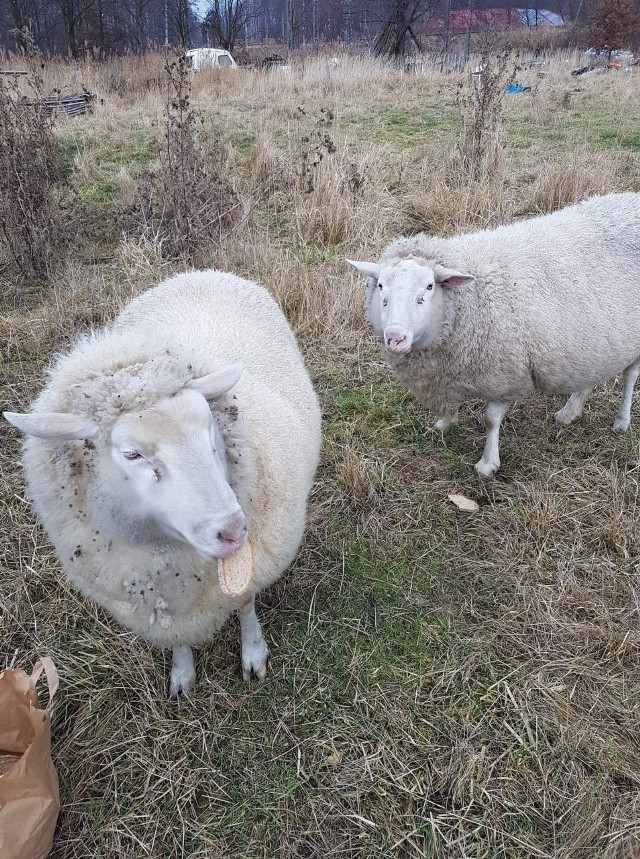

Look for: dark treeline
[0,0,376,55]
[0,0,199,55]
[0,0,635,57]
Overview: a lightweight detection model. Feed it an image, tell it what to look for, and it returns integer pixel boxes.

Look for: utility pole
[444,0,451,54]
[164,0,169,44]
[312,0,318,53]
[342,0,351,43]
[287,0,294,48]
[464,0,474,62]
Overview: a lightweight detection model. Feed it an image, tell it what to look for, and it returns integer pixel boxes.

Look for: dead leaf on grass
[323,750,343,767]
[447,493,479,512]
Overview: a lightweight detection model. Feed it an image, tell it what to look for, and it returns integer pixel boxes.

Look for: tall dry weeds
[523,153,635,214]
[125,50,238,265]
[454,44,517,184]
[403,47,521,235]
[0,47,61,281]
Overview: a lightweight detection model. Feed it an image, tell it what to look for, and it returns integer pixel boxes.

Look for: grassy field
[2,48,640,858]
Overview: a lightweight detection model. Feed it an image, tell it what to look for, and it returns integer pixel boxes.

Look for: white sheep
[4,270,321,695]
[348,192,640,477]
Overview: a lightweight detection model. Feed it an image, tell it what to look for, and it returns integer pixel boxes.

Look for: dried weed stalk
[126,50,238,264]
[292,106,338,194]
[0,37,61,281]
[287,106,372,249]
[455,44,518,183]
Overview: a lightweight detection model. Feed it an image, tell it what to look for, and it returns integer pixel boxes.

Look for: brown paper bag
[0,658,60,859]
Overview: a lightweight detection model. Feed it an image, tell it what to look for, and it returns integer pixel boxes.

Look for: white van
[185,48,237,70]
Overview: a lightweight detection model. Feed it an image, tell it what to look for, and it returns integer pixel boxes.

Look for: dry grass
[2,49,640,859]
[0,59,62,280]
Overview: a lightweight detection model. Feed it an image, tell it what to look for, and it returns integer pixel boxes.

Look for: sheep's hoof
[554,406,580,426]
[169,663,196,697]
[242,638,269,682]
[475,458,498,478]
[613,417,631,433]
[435,414,458,432]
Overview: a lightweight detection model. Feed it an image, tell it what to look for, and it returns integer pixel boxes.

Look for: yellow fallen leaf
[323,750,343,767]
[447,493,479,512]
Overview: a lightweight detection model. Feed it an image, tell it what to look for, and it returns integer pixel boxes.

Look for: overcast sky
[193,0,210,20]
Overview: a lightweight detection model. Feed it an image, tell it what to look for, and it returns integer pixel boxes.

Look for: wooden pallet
[20,90,96,117]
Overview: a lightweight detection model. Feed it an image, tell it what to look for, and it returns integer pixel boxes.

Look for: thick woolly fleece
[367,193,640,415]
[22,271,321,647]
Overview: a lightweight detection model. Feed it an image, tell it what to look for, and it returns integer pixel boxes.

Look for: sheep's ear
[3,411,99,440]
[346,259,380,281]
[188,361,243,400]
[434,265,475,288]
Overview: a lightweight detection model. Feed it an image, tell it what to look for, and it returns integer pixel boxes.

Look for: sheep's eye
[426,283,434,291]
[378,283,383,290]
[123,451,143,461]
[382,298,388,307]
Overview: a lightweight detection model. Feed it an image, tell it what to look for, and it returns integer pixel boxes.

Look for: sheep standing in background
[348,192,640,477]
[4,271,321,696]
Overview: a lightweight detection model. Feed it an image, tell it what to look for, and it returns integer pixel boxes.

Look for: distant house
[424,7,565,36]
[517,8,565,25]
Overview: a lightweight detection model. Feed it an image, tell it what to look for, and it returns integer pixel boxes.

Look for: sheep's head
[347,258,474,354]
[4,361,248,561]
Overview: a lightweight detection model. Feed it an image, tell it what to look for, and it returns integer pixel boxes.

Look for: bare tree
[374,0,437,58]
[203,0,261,50]
[2,0,58,51]
[169,0,192,46]
[5,0,29,49]
[120,0,155,48]
[54,0,95,56]
[589,0,635,54]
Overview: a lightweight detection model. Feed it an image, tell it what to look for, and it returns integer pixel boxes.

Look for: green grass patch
[341,105,458,146]
[507,106,640,154]
[56,125,155,211]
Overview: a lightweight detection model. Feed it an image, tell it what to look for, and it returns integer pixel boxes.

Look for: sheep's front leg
[555,386,593,426]
[613,358,640,432]
[475,401,510,478]
[169,643,195,697]
[238,597,269,681]
[434,407,459,432]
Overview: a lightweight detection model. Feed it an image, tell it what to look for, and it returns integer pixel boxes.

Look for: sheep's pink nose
[217,522,248,550]
[385,331,412,354]
[387,333,406,348]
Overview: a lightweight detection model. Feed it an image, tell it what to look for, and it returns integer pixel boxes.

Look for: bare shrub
[286,107,386,254]
[287,106,338,193]
[124,50,238,265]
[454,44,517,183]
[0,46,61,280]
[290,119,347,248]
[403,43,519,233]
[589,0,636,55]
[292,151,374,249]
